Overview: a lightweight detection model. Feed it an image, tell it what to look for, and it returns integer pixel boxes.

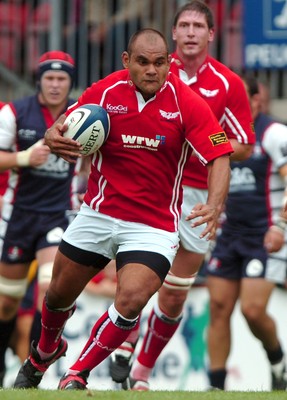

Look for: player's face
[39,71,71,107]
[172,10,214,59]
[122,35,170,101]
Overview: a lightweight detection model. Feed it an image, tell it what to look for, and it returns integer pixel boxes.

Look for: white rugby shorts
[179,186,210,254]
[62,202,179,265]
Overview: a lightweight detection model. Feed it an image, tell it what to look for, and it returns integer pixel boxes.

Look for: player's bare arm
[229,139,253,162]
[0,140,50,170]
[186,154,230,240]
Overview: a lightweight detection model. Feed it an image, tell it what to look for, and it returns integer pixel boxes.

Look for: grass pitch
[1,390,286,400]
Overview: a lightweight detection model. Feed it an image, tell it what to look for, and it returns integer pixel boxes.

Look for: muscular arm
[186,154,230,240]
[229,139,253,162]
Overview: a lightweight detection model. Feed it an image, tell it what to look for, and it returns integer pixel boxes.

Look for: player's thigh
[47,250,99,308]
[171,244,205,277]
[0,261,29,280]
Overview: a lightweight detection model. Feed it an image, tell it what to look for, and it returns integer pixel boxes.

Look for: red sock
[38,298,75,354]
[137,306,181,368]
[70,304,138,372]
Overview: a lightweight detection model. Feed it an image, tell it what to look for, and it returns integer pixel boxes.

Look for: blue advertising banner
[243,0,287,68]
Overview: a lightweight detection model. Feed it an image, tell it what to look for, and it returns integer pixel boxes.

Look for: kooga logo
[106,104,128,113]
[122,134,165,150]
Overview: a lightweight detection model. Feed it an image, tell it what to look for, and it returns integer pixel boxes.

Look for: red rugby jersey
[170,54,255,189]
[66,70,233,232]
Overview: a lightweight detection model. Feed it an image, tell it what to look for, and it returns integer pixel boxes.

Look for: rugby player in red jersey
[14,28,232,390]
[111,1,255,391]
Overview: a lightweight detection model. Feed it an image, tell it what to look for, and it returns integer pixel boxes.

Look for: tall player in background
[0,51,79,387]
[110,1,255,390]
[205,74,287,391]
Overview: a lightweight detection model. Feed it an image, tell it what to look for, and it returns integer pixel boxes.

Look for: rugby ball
[63,104,110,156]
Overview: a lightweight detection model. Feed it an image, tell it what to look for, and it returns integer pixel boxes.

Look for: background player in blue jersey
[205,74,287,391]
[0,51,78,387]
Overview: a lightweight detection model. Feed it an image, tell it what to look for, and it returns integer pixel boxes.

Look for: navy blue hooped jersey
[0,95,77,212]
[225,112,287,234]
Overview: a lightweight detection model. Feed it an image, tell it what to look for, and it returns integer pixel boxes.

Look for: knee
[115,286,154,319]
[241,303,263,324]
[115,267,162,318]
[158,286,188,317]
[209,298,233,324]
[209,297,224,314]
[0,294,21,320]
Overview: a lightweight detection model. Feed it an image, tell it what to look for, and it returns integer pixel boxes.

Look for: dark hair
[173,1,214,29]
[241,74,259,97]
[127,28,169,56]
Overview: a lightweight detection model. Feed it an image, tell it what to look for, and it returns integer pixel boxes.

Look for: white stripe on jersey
[90,174,107,212]
[208,63,249,145]
[166,81,183,124]
[225,106,249,144]
[208,62,229,92]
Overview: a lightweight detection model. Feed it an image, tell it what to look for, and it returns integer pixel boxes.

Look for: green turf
[0,390,286,400]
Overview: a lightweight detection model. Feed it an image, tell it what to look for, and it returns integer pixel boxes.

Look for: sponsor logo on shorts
[209,132,228,146]
[246,259,263,277]
[7,246,23,261]
[207,257,220,271]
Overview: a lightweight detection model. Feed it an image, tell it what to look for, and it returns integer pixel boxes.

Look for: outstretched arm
[186,155,230,241]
